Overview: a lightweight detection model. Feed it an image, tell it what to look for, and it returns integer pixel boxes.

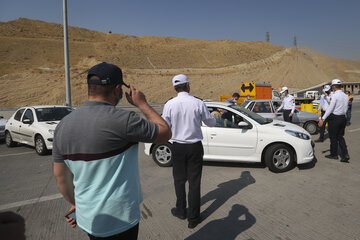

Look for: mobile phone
[65,208,76,220]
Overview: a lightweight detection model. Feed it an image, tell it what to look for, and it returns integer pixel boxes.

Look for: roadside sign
[240,82,256,97]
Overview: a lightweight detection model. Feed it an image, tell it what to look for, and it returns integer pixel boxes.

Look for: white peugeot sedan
[144,101,314,173]
[5,106,73,155]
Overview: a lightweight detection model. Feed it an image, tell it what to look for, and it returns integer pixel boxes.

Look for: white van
[305,91,320,99]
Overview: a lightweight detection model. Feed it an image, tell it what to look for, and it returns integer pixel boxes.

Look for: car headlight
[285,130,310,140]
[48,129,55,135]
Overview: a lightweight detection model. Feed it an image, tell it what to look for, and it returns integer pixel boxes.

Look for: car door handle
[210,133,217,136]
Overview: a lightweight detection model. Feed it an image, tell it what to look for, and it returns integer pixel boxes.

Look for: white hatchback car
[145,101,314,173]
[5,106,73,155]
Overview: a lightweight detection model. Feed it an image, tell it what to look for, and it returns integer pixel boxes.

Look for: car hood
[37,121,60,130]
[264,119,309,135]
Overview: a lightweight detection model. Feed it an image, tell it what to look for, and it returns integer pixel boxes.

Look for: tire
[151,143,173,167]
[304,121,318,135]
[35,135,49,155]
[5,131,16,147]
[265,143,295,173]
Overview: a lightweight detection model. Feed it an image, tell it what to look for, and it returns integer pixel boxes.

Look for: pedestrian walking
[315,85,331,142]
[345,90,353,126]
[53,62,171,239]
[318,79,350,163]
[275,86,295,123]
[162,74,216,229]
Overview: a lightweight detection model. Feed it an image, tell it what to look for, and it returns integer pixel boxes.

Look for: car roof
[203,101,233,107]
[20,105,71,109]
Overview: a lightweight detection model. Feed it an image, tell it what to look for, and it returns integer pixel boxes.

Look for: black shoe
[340,155,350,163]
[325,155,338,160]
[171,208,186,220]
[315,138,324,143]
[188,218,201,229]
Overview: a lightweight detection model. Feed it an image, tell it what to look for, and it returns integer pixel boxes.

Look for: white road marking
[0,151,34,157]
[0,193,63,211]
[348,128,360,133]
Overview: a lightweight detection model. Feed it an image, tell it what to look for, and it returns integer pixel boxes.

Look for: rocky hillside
[0,18,359,107]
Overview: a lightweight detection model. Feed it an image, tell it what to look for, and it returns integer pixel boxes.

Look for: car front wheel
[5,131,16,147]
[35,135,49,155]
[152,143,173,167]
[265,143,295,173]
[304,121,318,135]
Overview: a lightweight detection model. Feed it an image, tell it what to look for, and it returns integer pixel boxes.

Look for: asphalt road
[0,103,360,240]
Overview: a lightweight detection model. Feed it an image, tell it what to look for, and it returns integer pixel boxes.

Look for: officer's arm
[322,95,336,121]
[53,162,75,205]
[201,102,216,127]
[318,96,324,111]
[291,97,296,114]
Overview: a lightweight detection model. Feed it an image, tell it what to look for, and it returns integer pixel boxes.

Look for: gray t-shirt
[53,101,158,162]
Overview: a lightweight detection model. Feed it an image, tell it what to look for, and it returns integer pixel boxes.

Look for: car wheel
[151,143,173,167]
[5,131,17,147]
[304,121,318,135]
[35,135,49,155]
[265,143,295,173]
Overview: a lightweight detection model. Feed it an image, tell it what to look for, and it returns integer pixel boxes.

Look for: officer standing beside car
[315,85,331,142]
[162,74,216,229]
[318,79,350,163]
[275,86,295,123]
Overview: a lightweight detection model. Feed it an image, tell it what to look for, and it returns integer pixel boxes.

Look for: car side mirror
[238,121,252,129]
[23,119,32,124]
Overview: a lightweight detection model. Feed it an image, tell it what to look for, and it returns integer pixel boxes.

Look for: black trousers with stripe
[172,141,204,221]
[328,114,348,157]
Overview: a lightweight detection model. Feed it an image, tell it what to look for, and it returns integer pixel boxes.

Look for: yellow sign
[240,82,256,97]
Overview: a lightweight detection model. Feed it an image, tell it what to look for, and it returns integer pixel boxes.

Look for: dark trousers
[319,110,328,140]
[88,224,139,240]
[283,110,293,123]
[346,108,351,125]
[328,114,348,157]
[172,141,204,221]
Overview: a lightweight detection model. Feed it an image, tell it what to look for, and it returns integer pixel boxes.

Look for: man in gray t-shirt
[53,62,171,240]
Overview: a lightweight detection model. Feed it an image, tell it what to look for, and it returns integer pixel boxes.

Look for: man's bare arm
[53,162,75,205]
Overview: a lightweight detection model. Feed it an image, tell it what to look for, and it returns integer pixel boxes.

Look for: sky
[1,0,360,60]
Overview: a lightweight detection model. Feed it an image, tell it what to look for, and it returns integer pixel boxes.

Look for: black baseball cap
[87,62,129,87]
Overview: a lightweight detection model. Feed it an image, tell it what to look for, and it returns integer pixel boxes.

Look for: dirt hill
[0,18,359,107]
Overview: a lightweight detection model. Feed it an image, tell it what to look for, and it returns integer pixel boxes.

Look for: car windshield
[241,100,250,107]
[229,105,272,125]
[35,107,73,122]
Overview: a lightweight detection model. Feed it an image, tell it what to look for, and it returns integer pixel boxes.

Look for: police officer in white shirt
[318,79,349,162]
[275,86,295,123]
[162,74,216,229]
[315,85,331,142]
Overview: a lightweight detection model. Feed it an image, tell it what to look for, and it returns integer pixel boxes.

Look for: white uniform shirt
[317,94,330,111]
[278,94,296,114]
[162,92,216,144]
[322,90,348,120]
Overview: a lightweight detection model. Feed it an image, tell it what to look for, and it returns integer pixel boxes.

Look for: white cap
[331,79,342,85]
[172,74,189,86]
[280,86,288,93]
[323,85,331,92]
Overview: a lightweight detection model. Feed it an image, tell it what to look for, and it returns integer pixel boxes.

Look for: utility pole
[266,32,270,42]
[63,0,71,106]
[293,36,297,47]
